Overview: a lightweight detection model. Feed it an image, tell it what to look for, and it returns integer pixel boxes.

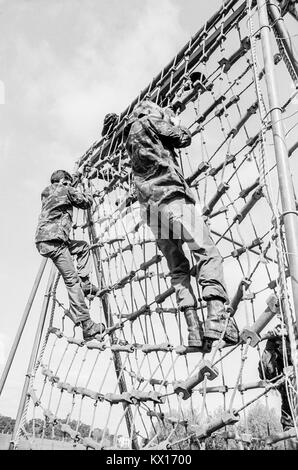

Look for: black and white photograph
[0,0,298,457]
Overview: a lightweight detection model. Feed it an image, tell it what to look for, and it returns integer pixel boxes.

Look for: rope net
[14,0,298,450]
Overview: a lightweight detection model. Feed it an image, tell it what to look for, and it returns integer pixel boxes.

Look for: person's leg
[144,204,203,348]
[68,239,98,296]
[156,238,204,348]
[279,383,298,450]
[36,241,104,340]
[49,242,90,323]
[68,239,91,279]
[144,201,196,308]
[156,238,196,310]
[164,198,228,301]
[280,385,294,431]
[164,198,238,345]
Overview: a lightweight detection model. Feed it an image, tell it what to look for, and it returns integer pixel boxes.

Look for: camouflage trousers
[279,383,294,431]
[279,382,298,450]
[36,239,91,323]
[142,197,229,310]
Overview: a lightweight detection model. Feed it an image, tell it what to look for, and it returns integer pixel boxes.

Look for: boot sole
[188,340,213,354]
[204,333,222,341]
[223,337,239,345]
[83,332,104,342]
[188,341,203,348]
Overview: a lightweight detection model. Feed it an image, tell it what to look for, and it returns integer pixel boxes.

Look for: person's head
[124,99,176,138]
[102,113,119,137]
[163,106,177,124]
[50,170,73,186]
[132,100,164,120]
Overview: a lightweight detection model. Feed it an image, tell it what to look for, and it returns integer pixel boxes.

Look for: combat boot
[81,319,105,342]
[184,308,204,348]
[204,299,239,345]
[204,299,225,341]
[223,315,239,345]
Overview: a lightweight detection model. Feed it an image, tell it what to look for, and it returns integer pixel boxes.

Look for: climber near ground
[104,100,239,351]
[258,324,296,437]
[35,169,105,341]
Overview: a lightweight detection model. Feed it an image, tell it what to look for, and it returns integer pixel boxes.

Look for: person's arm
[148,117,192,148]
[67,186,93,210]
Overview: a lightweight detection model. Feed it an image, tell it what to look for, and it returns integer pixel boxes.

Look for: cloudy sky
[0,0,228,417]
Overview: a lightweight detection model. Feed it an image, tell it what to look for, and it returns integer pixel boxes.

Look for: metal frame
[9,264,56,449]
[3,0,298,451]
[257,0,298,329]
[0,258,48,397]
[268,0,298,81]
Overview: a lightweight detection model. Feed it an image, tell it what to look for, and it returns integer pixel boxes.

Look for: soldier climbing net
[6,0,298,450]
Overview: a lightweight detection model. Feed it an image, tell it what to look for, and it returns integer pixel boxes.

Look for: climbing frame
[9,0,298,450]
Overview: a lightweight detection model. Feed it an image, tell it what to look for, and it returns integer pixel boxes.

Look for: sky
[0,0,228,418]
[0,2,297,443]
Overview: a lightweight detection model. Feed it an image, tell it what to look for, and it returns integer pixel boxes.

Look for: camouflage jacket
[258,334,294,430]
[35,183,93,243]
[125,115,195,207]
[258,335,292,381]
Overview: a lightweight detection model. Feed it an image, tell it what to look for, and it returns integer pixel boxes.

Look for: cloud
[0,0,188,186]
[46,0,187,154]
[0,0,187,414]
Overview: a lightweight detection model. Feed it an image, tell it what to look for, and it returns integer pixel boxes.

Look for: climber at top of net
[35,169,105,342]
[101,99,239,354]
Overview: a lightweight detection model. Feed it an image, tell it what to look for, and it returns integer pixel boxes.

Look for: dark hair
[50,170,73,184]
[101,113,119,137]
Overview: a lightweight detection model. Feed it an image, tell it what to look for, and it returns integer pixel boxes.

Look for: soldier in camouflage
[258,325,296,439]
[121,100,239,351]
[35,170,105,341]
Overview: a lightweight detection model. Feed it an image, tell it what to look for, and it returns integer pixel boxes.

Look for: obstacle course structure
[1,0,298,450]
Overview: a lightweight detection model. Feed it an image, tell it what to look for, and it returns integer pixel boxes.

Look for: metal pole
[257,0,298,328]
[86,208,139,450]
[0,258,48,397]
[9,264,56,450]
[268,0,298,80]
